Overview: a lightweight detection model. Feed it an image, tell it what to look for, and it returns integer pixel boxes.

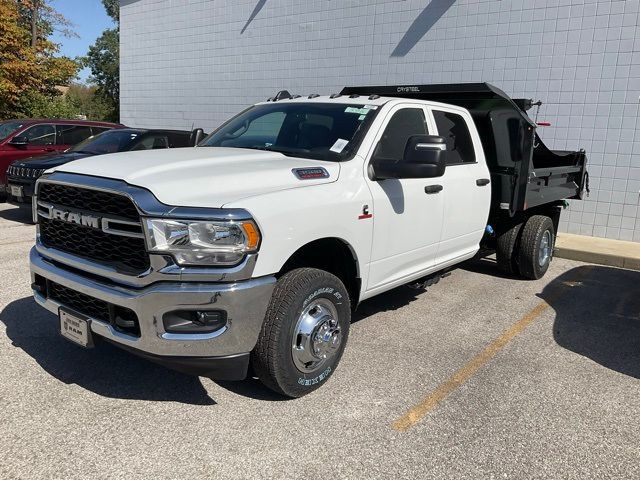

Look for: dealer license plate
[10,184,23,198]
[59,309,93,348]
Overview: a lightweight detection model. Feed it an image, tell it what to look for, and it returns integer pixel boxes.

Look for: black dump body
[341,83,588,216]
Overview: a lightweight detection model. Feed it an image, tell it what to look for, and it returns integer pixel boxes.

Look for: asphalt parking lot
[0,202,639,479]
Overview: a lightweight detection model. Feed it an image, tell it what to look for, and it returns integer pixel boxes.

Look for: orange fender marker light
[241,222,260,250]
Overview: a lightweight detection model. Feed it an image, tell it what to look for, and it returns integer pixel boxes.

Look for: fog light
[163,310,227,334]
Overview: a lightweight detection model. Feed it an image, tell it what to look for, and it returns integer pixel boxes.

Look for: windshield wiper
[238,145,310,157]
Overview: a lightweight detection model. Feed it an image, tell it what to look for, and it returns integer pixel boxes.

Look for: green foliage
[65,84,114,121]
[85,27,119,122]
[102,0,119,23]
[16,90,77,118]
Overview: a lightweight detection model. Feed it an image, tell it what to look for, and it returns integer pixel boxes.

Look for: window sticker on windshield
[330,138,349,153]
[344,107,370,115]
[358,115,366,120]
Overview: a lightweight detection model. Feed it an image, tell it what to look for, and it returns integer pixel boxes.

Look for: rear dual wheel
[518,215,555,280]
[495,215,555,280]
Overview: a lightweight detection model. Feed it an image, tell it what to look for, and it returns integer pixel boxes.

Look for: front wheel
[518,215,555,280]
[251,268,351,398]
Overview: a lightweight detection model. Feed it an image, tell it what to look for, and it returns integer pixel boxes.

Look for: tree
[0,0,78,118]
[101,0,118,22]
[84,0,119,121]
[15,0,76,48]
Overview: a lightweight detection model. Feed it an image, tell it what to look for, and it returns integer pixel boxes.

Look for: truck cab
[29,84,587,397]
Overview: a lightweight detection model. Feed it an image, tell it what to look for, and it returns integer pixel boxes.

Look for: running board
[407,270,451,290]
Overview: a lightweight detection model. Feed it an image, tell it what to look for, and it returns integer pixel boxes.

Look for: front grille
[37,183,150,274]
[39,217,150,273]
[43,278,140,337]
[7,165,44,179]
[39,183,139,220]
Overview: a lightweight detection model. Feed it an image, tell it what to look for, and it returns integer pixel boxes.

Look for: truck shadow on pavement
[0,297,217,405]
[466,259,640,378]
[541,265,640,379]
[0,205,33,224]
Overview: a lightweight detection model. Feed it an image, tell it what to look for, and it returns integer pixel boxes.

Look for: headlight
[145,218,261,266]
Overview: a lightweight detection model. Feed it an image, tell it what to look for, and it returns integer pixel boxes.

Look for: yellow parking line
[392,267,591,432]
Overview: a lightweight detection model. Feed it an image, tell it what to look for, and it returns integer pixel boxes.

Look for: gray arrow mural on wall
[241,0,267,34]
[391,0,457,57]
[241,0,456,58]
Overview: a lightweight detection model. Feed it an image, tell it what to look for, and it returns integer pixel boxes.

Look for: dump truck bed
[340,83,588,216]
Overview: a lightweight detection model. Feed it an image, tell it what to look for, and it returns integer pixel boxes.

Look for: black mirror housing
[9,135,29,147]
[372,135,447,180]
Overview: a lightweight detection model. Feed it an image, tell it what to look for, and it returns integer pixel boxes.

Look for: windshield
[199,102,379,161]
[0,121,24,141]
[70,129,142,154]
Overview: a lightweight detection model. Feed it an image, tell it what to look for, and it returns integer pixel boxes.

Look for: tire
[251,268,351,398]
[496,222,523,274]
[518,215,555,280]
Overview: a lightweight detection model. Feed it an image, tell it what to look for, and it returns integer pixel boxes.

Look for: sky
[49,0,116,83]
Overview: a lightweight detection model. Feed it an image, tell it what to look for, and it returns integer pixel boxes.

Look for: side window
[130,135,170,151]
[56,125,92,145]
[91,127,110,136]
[432,110,475,164]
[22,124,55,145]
[374,108,428,161]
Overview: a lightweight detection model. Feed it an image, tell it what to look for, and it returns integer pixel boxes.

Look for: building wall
[120,0,640,241]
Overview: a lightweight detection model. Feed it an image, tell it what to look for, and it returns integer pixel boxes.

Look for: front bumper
[6,177,35,204]
[30,247,276,379]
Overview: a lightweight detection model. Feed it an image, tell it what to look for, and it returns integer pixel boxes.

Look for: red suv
[0,119,122,200]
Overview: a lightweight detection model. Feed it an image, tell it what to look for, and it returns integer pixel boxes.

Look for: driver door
[364,104,446,294]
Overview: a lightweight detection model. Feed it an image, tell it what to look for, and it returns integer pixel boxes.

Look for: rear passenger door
[428,107,491,265]
[56,125,93,151]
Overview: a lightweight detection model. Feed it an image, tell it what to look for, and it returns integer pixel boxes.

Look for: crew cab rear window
[432,110,475,164]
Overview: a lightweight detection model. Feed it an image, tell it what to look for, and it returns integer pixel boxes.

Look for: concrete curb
[554,233,640,271]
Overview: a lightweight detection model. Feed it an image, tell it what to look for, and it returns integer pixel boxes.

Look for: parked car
[29,83,587,397]
[0,119,122,200]
[5,127,204,207]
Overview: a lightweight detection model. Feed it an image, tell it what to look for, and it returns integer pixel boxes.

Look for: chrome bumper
[29,247,276,358]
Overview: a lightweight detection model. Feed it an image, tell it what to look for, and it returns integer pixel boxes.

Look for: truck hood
[53,147,340,208]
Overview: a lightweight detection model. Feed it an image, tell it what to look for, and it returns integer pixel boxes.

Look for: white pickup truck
[30,83,588,397]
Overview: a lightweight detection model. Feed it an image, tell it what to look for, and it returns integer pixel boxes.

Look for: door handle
[476,178,490,186]
[424,185,443,194]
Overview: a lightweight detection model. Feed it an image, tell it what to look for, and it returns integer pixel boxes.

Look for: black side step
[407,271,451,290]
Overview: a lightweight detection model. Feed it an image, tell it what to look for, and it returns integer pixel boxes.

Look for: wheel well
[279,238,361,307]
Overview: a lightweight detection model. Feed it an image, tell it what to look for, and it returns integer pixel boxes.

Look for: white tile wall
[120,0,640,241]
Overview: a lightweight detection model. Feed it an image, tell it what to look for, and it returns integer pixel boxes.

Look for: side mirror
[371,135,447,180]
[9,135,29,147]
[190,128,205,146]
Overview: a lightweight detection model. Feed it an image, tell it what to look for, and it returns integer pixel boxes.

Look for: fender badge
[358,205,372,220]
[292,167,329,180]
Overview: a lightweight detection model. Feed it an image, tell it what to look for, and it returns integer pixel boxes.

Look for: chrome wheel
[291,298,342,373]
[539,230,552,267]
